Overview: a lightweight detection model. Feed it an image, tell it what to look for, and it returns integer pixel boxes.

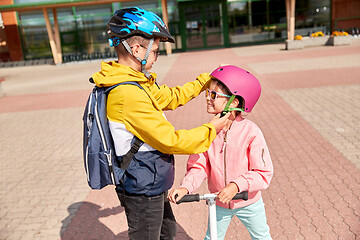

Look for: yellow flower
[332,31,349,36]
[294,35,303,40]
[311,31,324,37]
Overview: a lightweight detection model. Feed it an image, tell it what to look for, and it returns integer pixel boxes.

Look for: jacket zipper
[222,130,231,209]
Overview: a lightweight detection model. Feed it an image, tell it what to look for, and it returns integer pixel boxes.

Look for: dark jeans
[117,190,177,240]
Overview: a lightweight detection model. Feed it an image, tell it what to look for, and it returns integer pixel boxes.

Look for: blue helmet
[107,7,175,43]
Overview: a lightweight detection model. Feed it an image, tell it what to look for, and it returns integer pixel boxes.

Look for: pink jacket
[180,116,273,209]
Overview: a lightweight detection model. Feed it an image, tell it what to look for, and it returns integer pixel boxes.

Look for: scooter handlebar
[176,194,200,204]
[176,191,248,204]
[233,191,248,201]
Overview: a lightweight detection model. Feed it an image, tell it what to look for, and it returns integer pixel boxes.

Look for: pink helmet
[210,65,261,113]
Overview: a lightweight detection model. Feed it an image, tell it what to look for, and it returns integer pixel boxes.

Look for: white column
[161,0,172,55]
[43,8,60,64]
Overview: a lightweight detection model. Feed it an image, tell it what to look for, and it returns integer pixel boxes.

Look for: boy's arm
[230,130,274,193]
[108,84,217,154]
[152,73,211,110]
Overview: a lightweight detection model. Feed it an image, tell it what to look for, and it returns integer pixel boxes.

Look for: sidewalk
[0,40,359,240]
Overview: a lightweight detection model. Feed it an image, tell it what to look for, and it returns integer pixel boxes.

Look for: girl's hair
[115,35,152,59]
[211,78,245,110]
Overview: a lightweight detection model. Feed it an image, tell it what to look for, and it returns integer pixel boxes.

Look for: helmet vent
[218,68,223,71]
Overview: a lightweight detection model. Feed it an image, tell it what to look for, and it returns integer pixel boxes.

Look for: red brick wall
[332,0,360,31]
[0,0,23,61]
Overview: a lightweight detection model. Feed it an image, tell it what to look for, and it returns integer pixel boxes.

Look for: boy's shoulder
[108,81,146,98]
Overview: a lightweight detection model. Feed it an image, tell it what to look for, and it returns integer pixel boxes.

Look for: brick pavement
[0,40,359,240]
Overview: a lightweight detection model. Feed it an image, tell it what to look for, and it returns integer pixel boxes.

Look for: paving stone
[1,42,360,239]
[299,225,321,240]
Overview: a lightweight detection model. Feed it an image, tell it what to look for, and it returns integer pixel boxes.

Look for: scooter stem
[204,194,218,240]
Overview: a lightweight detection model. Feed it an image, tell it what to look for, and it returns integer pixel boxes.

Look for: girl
[168,65,273,240]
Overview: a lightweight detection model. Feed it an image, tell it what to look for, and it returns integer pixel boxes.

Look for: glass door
[204,3,224,47]
[184,5,203,48]
[180,1,228,50]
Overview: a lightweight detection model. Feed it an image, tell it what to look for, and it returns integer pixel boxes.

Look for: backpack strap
[105,81,143,93]
[119,137,143,170]
[104,81,144,170]
[88,77,144,93]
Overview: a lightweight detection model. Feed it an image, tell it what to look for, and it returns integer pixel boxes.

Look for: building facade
[0,0,359,63]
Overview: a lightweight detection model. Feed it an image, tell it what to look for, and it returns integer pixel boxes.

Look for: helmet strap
[221,95,244,116]
[121,38,154,79]
[141,38,154,79]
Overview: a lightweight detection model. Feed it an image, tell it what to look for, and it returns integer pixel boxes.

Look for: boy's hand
[168,188,188,203]
[210,113,230,132]
[217,182,239,204]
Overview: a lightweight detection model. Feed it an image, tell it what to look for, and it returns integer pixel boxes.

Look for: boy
[91,7,229,240]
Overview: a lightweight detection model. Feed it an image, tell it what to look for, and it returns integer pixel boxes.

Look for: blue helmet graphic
[107,7,174,43]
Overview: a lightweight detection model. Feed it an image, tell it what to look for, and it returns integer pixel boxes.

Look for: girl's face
[206,81,231,114]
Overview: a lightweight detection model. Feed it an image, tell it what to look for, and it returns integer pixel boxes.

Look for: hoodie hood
[91,61,157,87]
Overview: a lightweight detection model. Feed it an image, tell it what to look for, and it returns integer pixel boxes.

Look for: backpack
[83,78,143,189]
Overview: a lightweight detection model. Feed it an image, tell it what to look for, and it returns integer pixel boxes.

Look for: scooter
[176,191,248,240]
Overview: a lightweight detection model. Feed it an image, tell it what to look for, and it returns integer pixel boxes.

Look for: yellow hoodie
[91,61,216,155]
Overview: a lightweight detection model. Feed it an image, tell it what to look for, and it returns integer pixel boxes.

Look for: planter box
[285,34,353,50]
[303,36,330,47]
[285,39,304,50]
[328,36,351,46]
[286,36,329,50]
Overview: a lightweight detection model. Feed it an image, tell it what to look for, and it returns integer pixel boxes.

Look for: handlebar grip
[232,191,248,201]
[176,194,200,204]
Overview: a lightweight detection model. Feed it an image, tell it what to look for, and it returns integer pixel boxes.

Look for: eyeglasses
[140,45,160,58]
[206,89,231,100]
